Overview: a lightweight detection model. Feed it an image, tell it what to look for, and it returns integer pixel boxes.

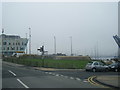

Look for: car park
[108,62,120,72]
[85,61,109,72]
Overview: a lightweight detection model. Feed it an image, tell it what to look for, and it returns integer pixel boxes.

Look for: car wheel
[115,68,118,72]
[92,68,96,72]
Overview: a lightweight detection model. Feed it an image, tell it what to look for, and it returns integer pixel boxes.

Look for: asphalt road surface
[2,61,119,89]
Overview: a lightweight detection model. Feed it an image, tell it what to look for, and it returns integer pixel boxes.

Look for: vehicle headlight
[111,66,115,68]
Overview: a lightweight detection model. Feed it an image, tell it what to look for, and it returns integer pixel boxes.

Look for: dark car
[108,62,120,72]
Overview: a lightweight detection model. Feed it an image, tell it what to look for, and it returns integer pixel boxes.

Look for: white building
[0,34,28,56]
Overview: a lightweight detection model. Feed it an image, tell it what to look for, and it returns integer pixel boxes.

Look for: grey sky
[2,2,118,57]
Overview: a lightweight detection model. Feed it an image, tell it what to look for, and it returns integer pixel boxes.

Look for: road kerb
[87,76,109,88]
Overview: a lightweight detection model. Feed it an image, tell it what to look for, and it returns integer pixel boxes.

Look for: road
[2,61,119,89]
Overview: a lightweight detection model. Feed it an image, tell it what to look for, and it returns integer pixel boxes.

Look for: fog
[2,2,118,58]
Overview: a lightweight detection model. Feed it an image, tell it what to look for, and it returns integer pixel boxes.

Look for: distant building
[0,34,28,56]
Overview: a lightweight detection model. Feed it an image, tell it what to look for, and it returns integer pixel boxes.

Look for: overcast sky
[2,2,118,57]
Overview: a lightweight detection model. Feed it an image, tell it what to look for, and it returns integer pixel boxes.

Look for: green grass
[3,57,90,69]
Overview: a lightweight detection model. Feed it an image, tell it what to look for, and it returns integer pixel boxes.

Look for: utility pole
[70,36,73,56]
[96,42,99,59]
[54,36,56,54]
[29,28,31,54]
[26,33,28,54]
[2,28,4,34]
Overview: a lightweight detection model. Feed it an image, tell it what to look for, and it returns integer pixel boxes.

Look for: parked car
[85,61,109,72]
[108,62,120,72]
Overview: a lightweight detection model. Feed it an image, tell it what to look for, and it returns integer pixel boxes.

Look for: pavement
[94,75,120,89]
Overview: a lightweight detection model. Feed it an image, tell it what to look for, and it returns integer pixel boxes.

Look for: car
[85,61,109,72]
[12,52,24,57]
[108,62,120,72]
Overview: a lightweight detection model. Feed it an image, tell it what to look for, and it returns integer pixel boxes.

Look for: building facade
[0,34,28,56]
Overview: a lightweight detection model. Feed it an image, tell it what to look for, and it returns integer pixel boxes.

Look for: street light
[29,28,31,55]
[70,36,73,56]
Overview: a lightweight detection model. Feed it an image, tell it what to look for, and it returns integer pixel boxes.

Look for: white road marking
[55,74,59,76]
[70,77,74,79]
[60,75,63,76]
[17,79,29,88]
[8,70,16,76]
[76,78,81,81]
[83,79,88,82]
[48,72,52,74]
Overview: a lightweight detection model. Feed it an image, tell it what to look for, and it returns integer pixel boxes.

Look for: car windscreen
[87,62,92,65]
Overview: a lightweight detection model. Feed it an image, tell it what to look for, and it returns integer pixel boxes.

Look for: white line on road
[60,75,63,76]
[17,79,29,88]
[76,78,81,81]
[8,70,16,76]
[55,74,59,76]
[48,72,52,74]
[70,77,74,79]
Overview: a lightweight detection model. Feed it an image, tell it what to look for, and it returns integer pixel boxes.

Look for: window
[13,43,14,45]
[3,47,5,50]
[24,43,27,45]
[20,47,24,50]
[22,42,24,45]
[94,62,98,65]
[9,43,11,45]
[16,47,18,50]
[11,47,15,50]
[3,42,7,45]
[7,47,9,50]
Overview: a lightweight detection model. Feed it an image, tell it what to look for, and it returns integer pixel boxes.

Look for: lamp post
[70,36,73,56]
[29,28,31,55]
[54,36,56,54]
[26,33,28,54]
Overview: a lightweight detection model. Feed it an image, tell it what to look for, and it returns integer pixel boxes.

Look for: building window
[3,47,5,50]
[20,47,24,50]
[3,42,7,45]
[9,43,11,45]
[24,43,27,45]
[13,43,14,45]
[16,47,18,50]
[22,42,24,45]
[11,47,15,50]
[16,43,17,45]
[7,47,9,50]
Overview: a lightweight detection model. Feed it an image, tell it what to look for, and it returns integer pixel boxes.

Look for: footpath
[95,75,120,89]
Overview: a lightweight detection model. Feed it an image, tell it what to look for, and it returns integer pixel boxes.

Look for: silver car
[85,61,109,72]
